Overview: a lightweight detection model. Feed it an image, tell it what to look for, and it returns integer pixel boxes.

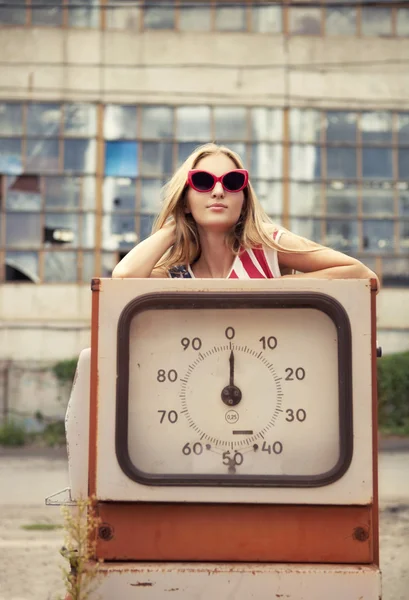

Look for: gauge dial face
[116,293,352,487]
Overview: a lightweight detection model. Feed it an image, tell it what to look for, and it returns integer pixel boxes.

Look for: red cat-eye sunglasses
[187,169,249,193]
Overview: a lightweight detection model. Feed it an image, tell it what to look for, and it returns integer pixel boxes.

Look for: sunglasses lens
[222,171,246,191]
[191,171,215,191]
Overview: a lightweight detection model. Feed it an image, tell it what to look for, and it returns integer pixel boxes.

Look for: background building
[0,0,408,420]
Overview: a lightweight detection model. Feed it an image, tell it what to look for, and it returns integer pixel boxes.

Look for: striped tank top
[168,231,283,280]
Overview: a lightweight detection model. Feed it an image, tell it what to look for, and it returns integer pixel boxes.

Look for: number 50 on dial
[116,292,353,488]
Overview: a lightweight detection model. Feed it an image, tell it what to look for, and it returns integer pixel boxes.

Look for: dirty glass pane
[398,149,409,180]
[289,217,322,243]
[326,7,356,35]
[177,142,202,165]
[102,214,137,250]
[31,0,63,26]
[82,251,95,282]
[0,139,22,174]
[101,252,117,277]
[82,176,96,210]
[106,0,140,30]
[360,112,392,144]
[64,139,96,174]
[214,107,247,141]
[0,1,26,25]
[397,113,409,145]
[68,0,99,28]
[362,219,394,252]
[44,213,78,246]
[6,175,42,211]
[400,221,409,252]
[5,251,39,283]
[64,103,97,137]
[382,258,409,287]
[103,177,136,211]
[252,180,282,215]
[362,148,393,179]
[105,141,138,177]
[0,103,23,135]
[325,112,357,143]
[141,178,163,213]
[397,8,409,36]
[141,142,173,176]
[215,6,246,31]
[399,188,409,215]
[290,183,322,216]
[179,5,211,31]
[82,213,95,248]
[362,181,394,214]
[325,219,359,252]
[290,110,321,143]
[104,105,137,140]
[251,144,283,179]
[44,251,77,282]
[141,106,173,139]
[326,182,358,215]
[362,7,392,36]
[289,7,321,35]
[26,139,60,172]
[6,213,42,248]
[140,214,156,241]
[45,176,81,209]
[250,108,282,141]
[252,5,282,33]
[144,1,174,29]
[290,145,321,180]
[176,106,211,141]
[327,147,357,179]
[27,103,61,136]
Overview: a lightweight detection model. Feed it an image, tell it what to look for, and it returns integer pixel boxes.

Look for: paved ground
[0,445,408,600]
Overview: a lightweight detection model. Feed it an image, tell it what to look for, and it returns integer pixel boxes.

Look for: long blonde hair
[152,143,287,271]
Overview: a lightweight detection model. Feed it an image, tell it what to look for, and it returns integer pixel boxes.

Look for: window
[0,102,97,283]
[0,104,407,286]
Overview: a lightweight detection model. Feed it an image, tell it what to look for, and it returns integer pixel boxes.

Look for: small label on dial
[225,410,239,424]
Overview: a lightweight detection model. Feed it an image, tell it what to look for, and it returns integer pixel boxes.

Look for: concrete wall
[0,29,408,108]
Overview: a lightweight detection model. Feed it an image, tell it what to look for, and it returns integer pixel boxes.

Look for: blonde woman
[112,143,378,286]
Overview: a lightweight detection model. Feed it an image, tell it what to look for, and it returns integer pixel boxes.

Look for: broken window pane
[27,103,61,136]
[64,103,97,137]
[103,177,136,212]
[44,213,78,246]
[6,175,42,211]
[102,214,137,250]
[44,252,78,282]
[5,252,39,283]
[26,139,60,172]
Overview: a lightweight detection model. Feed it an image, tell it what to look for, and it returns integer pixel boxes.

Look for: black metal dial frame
[115,291,353,488]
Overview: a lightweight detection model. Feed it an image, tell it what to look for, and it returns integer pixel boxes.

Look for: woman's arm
[278,231,380,290]
[112,221,176,278]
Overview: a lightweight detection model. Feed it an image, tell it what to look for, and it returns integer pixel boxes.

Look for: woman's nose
[211,182,224,197]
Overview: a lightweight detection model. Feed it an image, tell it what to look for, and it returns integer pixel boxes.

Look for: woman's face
[185,153,246,232]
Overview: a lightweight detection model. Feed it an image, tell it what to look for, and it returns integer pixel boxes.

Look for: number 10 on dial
[116,292,353,488]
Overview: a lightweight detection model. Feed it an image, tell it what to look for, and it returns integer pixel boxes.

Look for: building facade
[0,1,408,418]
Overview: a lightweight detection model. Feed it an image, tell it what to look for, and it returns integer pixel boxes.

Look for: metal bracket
[45,487,75,506]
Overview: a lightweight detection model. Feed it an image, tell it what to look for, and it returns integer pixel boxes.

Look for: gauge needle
[229,350,235,387]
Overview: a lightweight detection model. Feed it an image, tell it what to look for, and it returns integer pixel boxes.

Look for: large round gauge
[115,292,352,487]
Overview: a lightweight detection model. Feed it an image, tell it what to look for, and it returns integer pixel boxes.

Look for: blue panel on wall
[105,141,138,177]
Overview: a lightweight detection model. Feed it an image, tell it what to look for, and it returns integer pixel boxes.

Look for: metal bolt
[98,523,114,541]
[353,527,369,542]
